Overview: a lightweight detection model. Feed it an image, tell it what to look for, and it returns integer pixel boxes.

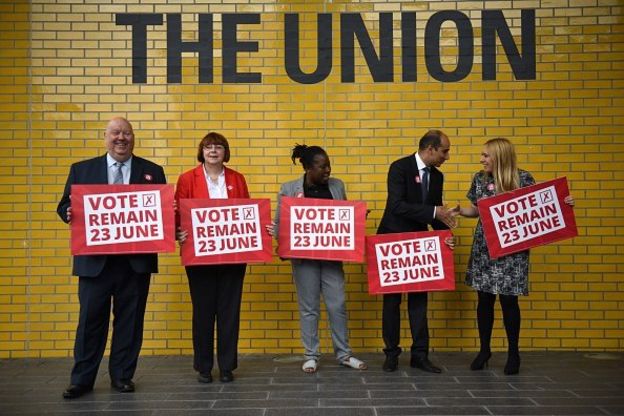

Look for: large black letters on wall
[425,11,474,82]
[115,13,163,84]
[482,9,536,80]
[167,14,213,83]
[284,13,332,84]
[115,11,536,84]
[222,13,261,83]
[340,13,394,83]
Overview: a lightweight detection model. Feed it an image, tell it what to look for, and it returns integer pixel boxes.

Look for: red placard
[366,230,455,295]
[277,197,366,262]
[70,184,175,255]
[180,198,273,266]
[478,177,577,259]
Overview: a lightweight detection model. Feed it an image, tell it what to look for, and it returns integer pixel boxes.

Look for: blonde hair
[484,138,519,192]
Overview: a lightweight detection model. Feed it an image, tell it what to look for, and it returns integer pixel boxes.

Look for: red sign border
[477,177,578,259]
[70,184,176,255]
[277,196,366,262]
[179,198,273,266]
[366,230,456,295]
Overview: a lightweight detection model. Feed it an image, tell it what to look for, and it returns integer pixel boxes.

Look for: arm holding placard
[444,236,455,249]
[265,222,275,237]
[57,164,77,224]
[273,180,297,239]
[270,180,294,259]
[174,168,193,244]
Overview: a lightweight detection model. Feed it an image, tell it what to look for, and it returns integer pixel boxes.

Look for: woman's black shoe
[470,351,492,371]
[504,353,520,375]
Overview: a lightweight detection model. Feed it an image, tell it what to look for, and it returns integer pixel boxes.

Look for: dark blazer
[377,154,447,234]
[57,154,167,277]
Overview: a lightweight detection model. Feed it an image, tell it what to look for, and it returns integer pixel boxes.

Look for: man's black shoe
[219,370,234,383]
[197,372,213,383]
[62,384,92,399]
[111,379,135,393]
[410,357,442,373]
[382,356,398,372]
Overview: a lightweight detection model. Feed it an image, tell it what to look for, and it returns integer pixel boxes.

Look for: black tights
[476,291,520,356]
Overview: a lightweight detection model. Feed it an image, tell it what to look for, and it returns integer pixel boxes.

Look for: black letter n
[482,9,536,80]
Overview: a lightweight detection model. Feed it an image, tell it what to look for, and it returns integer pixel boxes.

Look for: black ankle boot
[504,353,520,375]
[470,350,492,371]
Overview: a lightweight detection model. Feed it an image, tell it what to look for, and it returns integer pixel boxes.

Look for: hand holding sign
[564,195,575,207]
[265,222,276,237]
[176,227,188,244]
[444,235,455,250]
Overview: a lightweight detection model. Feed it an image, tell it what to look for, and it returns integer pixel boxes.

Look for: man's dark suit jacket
[57,154,167,277]
[377,154,447,234]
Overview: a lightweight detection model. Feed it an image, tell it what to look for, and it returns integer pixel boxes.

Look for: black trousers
[71,256,150,387]
[382,292,429,359]
[186,264,246,374]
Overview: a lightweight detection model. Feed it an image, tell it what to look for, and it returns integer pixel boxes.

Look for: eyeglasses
[204,145,225,151]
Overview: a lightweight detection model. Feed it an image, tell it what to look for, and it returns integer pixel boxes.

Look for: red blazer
[175,164,249,226]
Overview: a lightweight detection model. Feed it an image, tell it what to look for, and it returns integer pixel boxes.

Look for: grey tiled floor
[1,352,623,415]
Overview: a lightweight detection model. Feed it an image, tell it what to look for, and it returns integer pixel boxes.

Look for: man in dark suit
[57,117,167,399]
[377,130,455,373]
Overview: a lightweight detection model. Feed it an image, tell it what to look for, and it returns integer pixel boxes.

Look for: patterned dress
[465,170,535,296]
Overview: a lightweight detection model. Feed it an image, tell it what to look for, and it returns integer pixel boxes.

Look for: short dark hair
[290,144,327,170]
[418,129,447,151]
[197,132,230,163]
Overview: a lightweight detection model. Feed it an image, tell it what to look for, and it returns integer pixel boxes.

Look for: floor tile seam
[483,404,613,410]
[597,404,620,416]
[100,399,218,410]
[467,392,583,398]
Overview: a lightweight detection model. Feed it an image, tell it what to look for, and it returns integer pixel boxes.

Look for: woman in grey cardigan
[270,144,367,373]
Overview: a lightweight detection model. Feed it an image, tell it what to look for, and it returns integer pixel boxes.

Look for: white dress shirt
[204,166,228,199]
[107,154,132,185]
[414,152,436,219]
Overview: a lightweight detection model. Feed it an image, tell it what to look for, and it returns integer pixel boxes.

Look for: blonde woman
[454,138,574,375]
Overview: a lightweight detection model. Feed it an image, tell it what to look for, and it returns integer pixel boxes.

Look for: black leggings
[476,291,520,355]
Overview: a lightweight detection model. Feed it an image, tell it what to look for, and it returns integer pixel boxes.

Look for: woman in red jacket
[175,132,249,384]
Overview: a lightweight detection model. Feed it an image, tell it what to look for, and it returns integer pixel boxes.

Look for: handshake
[435,204,464,229]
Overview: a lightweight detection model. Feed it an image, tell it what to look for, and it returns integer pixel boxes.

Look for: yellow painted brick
[590,339,620,348]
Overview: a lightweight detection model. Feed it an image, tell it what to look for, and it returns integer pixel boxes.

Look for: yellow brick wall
[1,0,622,358]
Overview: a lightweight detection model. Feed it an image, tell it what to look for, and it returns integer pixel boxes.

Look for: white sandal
[340,356,368,370]
[302,359,318,373]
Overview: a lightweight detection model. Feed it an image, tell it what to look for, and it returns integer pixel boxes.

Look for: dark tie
[113,162,124,184]
[421,166,430,201]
